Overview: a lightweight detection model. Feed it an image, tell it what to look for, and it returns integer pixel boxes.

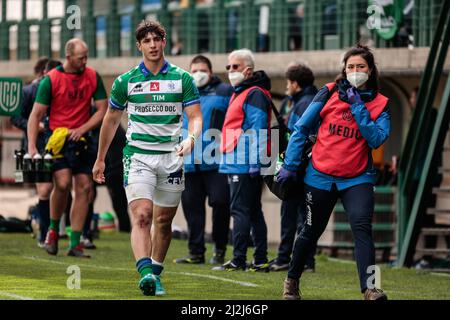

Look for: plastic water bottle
[14,149,23,170]
[23,153,34,183]
[23,153,32,170]
[43,153,53,171]
[42,153,53,182]
[33,153,42,170]
[33,154,43,182]
[14,150,24,183]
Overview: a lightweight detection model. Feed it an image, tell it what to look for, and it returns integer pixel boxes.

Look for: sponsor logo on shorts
[167,168,183,185]
[123,156,132,187]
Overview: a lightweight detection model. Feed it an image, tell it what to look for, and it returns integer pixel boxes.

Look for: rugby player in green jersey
[93,20,202,297]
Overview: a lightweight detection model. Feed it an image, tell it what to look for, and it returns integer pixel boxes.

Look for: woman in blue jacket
[277,44,390,300]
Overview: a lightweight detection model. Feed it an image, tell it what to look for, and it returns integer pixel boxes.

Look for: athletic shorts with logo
[123,152,184,207]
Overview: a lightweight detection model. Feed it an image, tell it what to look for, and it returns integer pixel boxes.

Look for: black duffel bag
[263,135,316,200]
[0,215,32,233]
[263,84,337,200]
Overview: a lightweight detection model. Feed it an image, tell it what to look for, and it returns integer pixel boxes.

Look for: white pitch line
[327,257,450,278]
[0,292,34,300]
[168,272,259,287]
[22,256,259,288]
[23,256,129,271]
[430,272,450,278]
[326,257,356,265]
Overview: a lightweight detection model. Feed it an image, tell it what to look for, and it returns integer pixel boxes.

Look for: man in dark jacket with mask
[214,49,272,272]
[270,64,318,272]
[175,55,233,265]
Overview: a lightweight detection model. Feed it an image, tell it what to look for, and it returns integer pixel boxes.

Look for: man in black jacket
[175,55,232,265]
[270,64,318,272]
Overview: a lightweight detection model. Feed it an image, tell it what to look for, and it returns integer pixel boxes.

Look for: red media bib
[47,67,98,130]
[220,86,272,154]
[311,83,388,178]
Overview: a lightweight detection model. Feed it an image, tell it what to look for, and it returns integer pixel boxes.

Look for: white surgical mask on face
[192,71,209,88]
[228,71,245,87]
[347,72,369,88]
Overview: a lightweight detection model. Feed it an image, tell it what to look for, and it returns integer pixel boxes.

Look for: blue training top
[183,76,233,172]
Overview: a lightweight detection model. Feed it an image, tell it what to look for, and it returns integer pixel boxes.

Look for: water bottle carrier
[14,149,53,183]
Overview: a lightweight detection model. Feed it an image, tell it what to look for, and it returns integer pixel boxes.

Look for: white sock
[151,257,163,266]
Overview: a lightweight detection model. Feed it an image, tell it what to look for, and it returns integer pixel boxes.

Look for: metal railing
[0,0,444,61]
[396,0,450,267]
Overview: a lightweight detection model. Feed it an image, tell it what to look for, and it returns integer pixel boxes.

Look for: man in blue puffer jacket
[175,55,233,265]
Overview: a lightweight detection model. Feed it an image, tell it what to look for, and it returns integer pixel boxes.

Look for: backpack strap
[325,83,338,100]
[270,100,289,132]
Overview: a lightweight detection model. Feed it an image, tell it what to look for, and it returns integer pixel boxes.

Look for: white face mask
[228,70,246,87]
[347,72,369,88]
[192,71,209,88]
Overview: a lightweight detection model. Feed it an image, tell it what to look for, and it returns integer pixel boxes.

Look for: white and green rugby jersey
[110,60,200,155]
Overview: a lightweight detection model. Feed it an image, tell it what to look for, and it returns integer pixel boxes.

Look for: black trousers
[277,197,316,266]
[228,174,268,266]
[181,170,230,255]
[288,183,376,292]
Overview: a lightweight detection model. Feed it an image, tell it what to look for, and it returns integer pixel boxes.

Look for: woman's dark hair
[335,43,380,92]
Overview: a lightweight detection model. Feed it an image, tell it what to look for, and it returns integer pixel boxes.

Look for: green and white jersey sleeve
[110,61,200,155]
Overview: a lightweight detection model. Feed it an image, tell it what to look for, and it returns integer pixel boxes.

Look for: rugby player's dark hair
[135,20,166,43]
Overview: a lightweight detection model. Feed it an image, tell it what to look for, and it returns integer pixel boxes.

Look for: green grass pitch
[0,232,449,300]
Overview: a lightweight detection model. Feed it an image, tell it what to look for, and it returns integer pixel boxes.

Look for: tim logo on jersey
[167,168,183,185]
